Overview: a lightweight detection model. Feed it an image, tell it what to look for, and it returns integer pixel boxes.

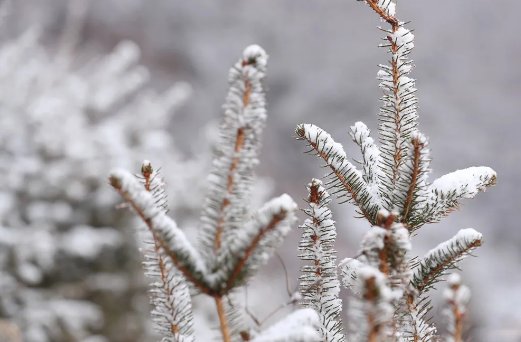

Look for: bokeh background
[0,0,519,341]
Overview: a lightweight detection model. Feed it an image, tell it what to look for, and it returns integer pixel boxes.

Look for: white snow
[251,308,321,342]
[430,166,497,198]
[242,44,268,68]
[377,0,396,17]
[390,26,414,50]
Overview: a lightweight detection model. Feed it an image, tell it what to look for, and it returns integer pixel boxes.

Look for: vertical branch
[299,179,344,341]
[139,161,195,340]
[215,297,232,342]
[362,0,418,209]
[200,45,269,256]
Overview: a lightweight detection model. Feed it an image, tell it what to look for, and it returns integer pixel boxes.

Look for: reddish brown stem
[215,296,232,342]
[401,137,423,224]
[213,80,251,251]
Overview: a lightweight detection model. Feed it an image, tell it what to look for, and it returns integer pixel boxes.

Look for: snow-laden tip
[424,228,482,262]
[268,193,298,213]
[431,166,497,197]
[242,44,268,67]
[411,131,428,144]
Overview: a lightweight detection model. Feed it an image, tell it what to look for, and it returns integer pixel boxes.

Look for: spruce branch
[414,167,497,225]
[139,161,195,341]
[395,132,430,229]
[295,123,382,223]
[200,45,268,255]
[349,122,383,201]
[412,229,482,295]
[299,179,344,342]
[222,194,297,291]
[110,170,215,295]
[361,0,419,208]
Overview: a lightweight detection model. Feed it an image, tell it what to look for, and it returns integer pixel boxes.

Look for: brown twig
[213,81,251,251]
[401,137,423,225]
[364,276,381,342]
[215,296,232,342]
[365,0,407,188]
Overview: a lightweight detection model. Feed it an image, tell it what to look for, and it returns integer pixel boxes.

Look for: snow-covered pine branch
[222,194,297,290]
[394,131,431,229]
[109,170,214,294]
[199,45,268,258]
[250,308,321,342]
[349,122,383,203]
[443,273,471,342]
[299,179,344,342]
[295,123,382,223]
[413,167,497,226]
[139,161,195,342]
[412,228,482,295]
[360,0,420,210]
[110,45,316,342]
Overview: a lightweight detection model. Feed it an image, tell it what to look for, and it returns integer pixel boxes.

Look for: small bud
[141,160,153,178]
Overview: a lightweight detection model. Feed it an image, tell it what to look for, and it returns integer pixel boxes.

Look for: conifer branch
[412,229,482,294]
[295,123,381,223]
[223,194,297,291]
[139,161,195,341]
[110,170,216,295]
[200,45,268,255]
[350,122,383,200]
[299,179,344,342]
[361,0,419,209]
[395,132,430,229]
[415,167,497,225]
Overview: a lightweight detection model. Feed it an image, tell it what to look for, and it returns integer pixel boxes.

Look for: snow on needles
[430,166,497,198]
[110,170,209,281]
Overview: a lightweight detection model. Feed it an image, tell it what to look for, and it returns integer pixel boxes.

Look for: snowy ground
[3,0,520,341]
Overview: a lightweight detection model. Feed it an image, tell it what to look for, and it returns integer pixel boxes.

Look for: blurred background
[0,0,519,341]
